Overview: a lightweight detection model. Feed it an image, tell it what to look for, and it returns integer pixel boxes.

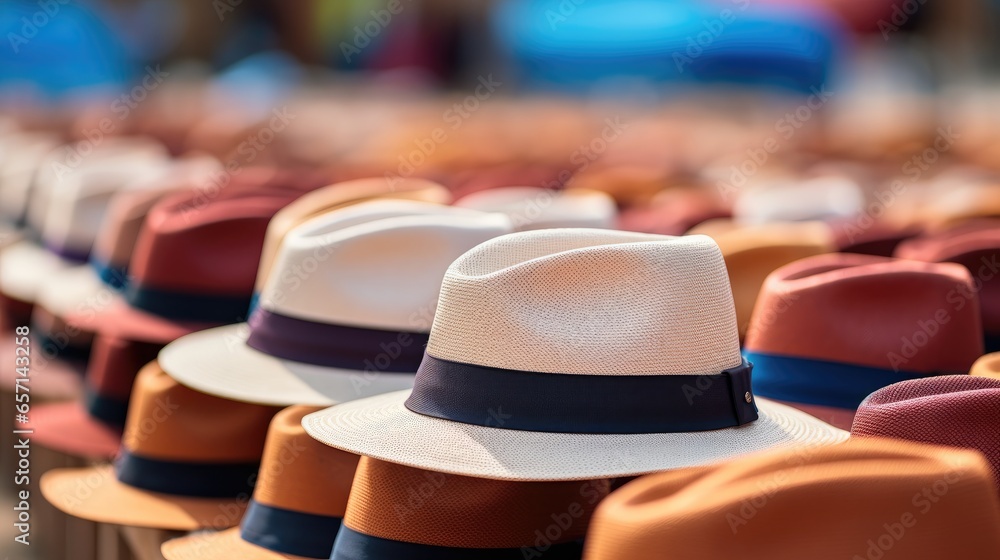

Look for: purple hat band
[245,308,428,372]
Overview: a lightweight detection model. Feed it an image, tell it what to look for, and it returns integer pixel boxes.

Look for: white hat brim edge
[0,240,74,303]
[158,324,418,407]
[302,392,849,481]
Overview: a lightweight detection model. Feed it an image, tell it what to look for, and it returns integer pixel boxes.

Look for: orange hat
[584,439,1000,560]
[40,362,281,530]
[329,458,610,559]
[161,406,359,559]
[971,352,1000,380]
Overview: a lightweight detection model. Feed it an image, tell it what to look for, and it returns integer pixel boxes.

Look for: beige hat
[304,229,847,481]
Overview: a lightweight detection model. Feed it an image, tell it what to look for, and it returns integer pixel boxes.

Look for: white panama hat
[303,229,848,481]
[453,186,617,230]
[158,199,514,406]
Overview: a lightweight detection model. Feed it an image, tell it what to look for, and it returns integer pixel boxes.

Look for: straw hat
[583,439,1000,560]
[161,406,359,559]
[159,200,513,406]
[732,176,865,225]
[40,362,281,530]
[745,253,984,429]
[453,187,616,231]
[852,375,1000,491]
[304,229,847,480]
[329,457,610,559]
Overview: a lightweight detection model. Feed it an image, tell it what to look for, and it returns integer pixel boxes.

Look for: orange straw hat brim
[41,465,248,531]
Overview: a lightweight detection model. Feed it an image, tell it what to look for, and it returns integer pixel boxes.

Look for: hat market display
[13,42,1000,560]
[159,199,513,406]
[303,229,848,481]
[161,406,359,560]
[744,252,984,429]
[453,187,616,231]
[40,362,282,530]
[895,222,1000,351]
[852,375,1000,490]
[329,457,610,559]
[582,439,1000,560]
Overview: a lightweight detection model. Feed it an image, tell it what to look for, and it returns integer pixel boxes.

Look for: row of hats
[1,137,999,558]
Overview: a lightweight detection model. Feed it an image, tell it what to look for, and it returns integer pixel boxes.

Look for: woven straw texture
[428,230,742,375]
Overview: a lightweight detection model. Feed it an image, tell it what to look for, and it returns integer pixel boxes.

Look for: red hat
[852,375,1000,492]
[745,253,984,429]
[896,222,1000,352]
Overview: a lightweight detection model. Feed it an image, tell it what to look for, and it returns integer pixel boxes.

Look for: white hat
[0,138,170,304]
[158,199,514,406]
[303,229,847,481]
[454,187,616,230]
[733,176,864,225]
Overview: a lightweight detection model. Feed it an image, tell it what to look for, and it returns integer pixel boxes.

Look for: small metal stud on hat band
[745,392,753,403]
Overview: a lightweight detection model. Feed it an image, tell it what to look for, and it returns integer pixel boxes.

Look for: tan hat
[40,362,281,530]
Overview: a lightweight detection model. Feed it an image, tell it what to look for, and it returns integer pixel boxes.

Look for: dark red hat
[745,253,984,429]
[896,222,1000,352]
[852,375,1000,492]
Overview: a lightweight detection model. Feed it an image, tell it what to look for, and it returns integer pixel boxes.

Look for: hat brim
[158,324,416,407]
[41,465,248,531]
[31,401,122,459]
[162,527,308,560]
[34,264,109,321]
[303,392,849,481]
[769,398,858,431]
[0,240,74,303]
[0,342,83,400]
[64,296,215,345]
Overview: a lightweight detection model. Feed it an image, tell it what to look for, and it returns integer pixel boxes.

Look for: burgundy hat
[744,253,984,429]
[31,334,164,459]
[852,375,1000,492]
[896,222,1000,352]
[64,169,324,344]
[827,218,922,257]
